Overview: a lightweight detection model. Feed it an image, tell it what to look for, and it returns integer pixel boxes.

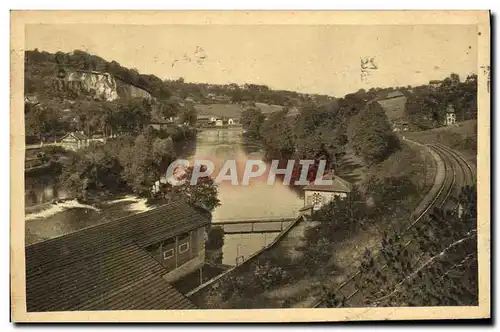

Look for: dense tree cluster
[56,126,219,210]
[240,107,266,139]
[241,89,398,174]
[347,101,400,164]
[163,79,335,107]
[24,97,154,143]
[405,73,478,130]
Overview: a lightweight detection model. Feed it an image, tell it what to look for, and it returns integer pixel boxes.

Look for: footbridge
[212,216,297,234]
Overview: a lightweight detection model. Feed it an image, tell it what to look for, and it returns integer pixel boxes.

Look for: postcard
[10,10,490,322]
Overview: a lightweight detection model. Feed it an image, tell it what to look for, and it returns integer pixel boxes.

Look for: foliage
[327,185,478,307]
[364,175,418,217]
[164,166,221,212]
[260,110,295,159]
[209,247,292,303]
[177,104,198,126]
[58,127,177,201]
[205,226,225,251]
[405,73,477,130]
[240,107,265,138]
[59,144,126,201]
[25,103,68,141]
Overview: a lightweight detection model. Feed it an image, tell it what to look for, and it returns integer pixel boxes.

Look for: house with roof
[150,117,176,131]
[303,173,352,211]
[25,201,210,311]
[60,131,89,151]
[196,114,212,127]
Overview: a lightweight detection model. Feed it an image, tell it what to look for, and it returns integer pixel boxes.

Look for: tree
[59,145,125,201]
[119,130,167,197]
[240,107,265,138]
[348,101,400,164]
[164,166,221,212]
[260,110,295,159]
[178,104,197,126]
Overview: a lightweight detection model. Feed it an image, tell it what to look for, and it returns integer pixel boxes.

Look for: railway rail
[312,143,475,308]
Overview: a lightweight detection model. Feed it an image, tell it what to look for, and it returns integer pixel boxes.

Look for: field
[194,103,283,119]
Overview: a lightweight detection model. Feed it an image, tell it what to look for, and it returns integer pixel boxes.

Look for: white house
[215,119,224,126]
[303,174,351,210]
[444,104,456,126]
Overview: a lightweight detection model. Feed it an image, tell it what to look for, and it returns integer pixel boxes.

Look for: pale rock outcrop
[67,71,119,101]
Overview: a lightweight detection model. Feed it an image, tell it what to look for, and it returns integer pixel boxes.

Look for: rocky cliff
[116,78,153,101]
[51,70,153,102]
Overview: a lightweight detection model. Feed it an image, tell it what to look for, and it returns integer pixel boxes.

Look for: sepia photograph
[10,10,490,322]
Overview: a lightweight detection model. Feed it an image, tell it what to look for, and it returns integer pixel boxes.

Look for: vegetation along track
[313,143,475,308]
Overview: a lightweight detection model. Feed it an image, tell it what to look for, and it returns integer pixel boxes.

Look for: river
[24,127,304,266]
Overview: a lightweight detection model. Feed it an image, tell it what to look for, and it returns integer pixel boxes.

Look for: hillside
[25,49,171,102]
[404,119,477,161]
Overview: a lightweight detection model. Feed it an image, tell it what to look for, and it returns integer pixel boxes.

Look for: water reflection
[185,128,303,221]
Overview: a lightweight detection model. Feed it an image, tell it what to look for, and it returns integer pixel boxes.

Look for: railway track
[312,143,475,308]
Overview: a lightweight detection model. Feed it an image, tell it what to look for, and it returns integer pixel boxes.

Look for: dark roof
[25,201,209,311]
[303,174,352,193]
[383,91,405,99]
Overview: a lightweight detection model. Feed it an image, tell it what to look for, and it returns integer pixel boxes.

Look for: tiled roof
[73,132,89,140]
[383,91,405,99]
[26,244,196,311]
[303,174,352,193]
[25,201,208,311]
[61,132,88,141]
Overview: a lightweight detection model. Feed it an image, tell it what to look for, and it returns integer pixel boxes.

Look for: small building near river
[303,173,352,211]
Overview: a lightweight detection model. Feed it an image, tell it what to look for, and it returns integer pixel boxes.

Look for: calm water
[25,127,304,264]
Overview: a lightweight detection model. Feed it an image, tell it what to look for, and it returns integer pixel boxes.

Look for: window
[179,242,190,254]
[312,193,323,206]
[163,248,174,260]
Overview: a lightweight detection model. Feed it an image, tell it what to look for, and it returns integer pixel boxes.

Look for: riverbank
[25,195,153,245]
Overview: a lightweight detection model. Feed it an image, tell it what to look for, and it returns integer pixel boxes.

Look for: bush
[206,226,224,251]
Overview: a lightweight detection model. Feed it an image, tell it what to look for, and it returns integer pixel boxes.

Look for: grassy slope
[194,103,283,118]
[404,119,477,164]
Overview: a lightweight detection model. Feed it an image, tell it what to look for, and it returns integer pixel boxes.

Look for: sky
[25,24,478,97]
